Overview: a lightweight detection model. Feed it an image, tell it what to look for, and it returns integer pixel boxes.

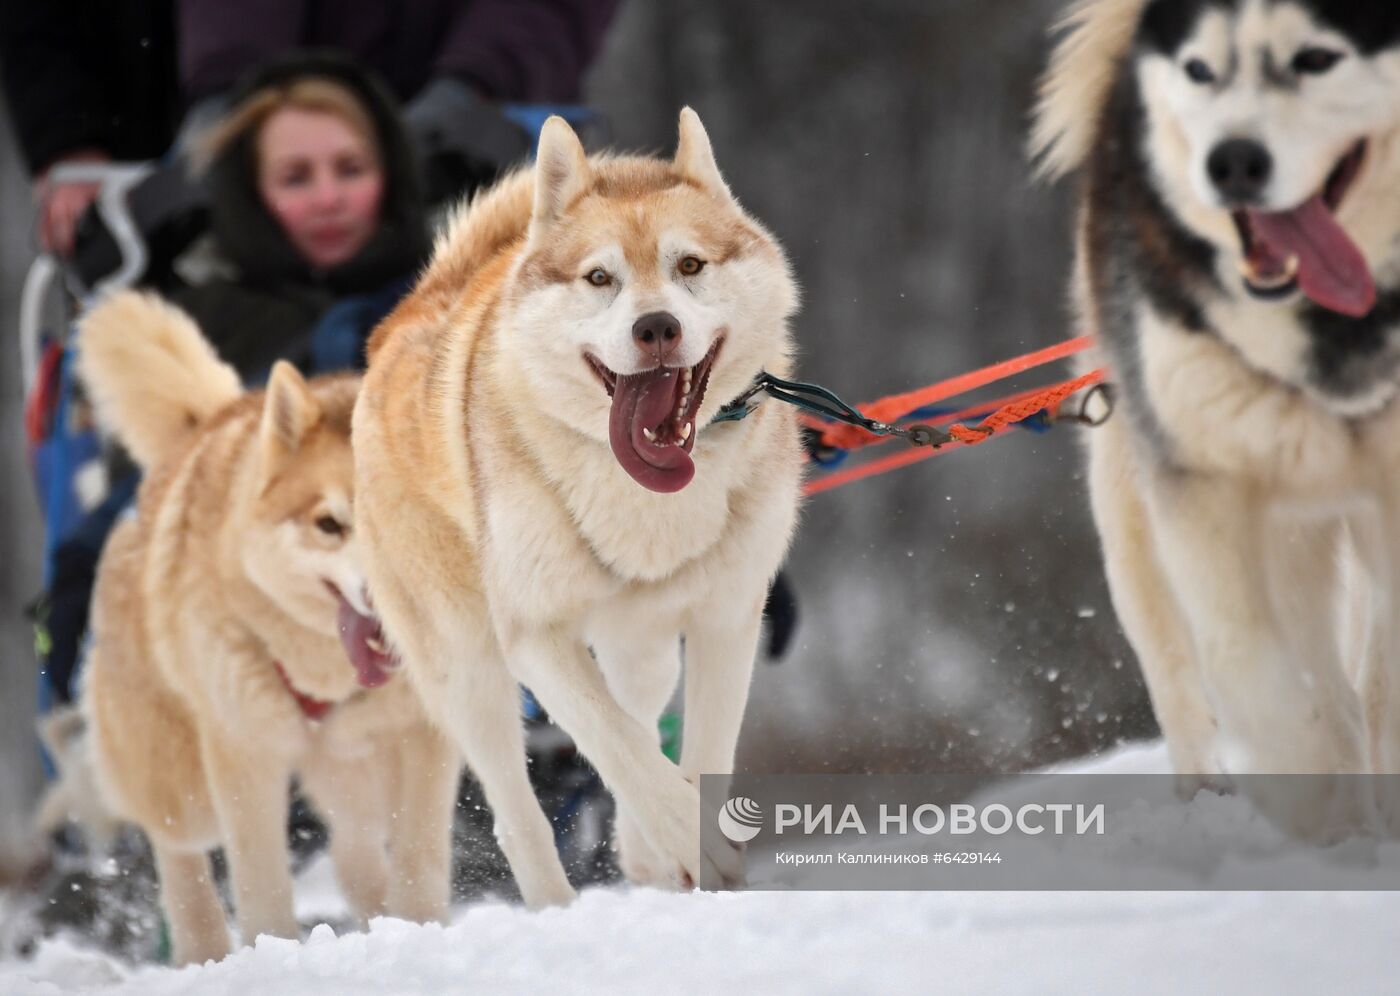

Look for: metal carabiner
[901,423,952,448]
[1051,382,1115,428]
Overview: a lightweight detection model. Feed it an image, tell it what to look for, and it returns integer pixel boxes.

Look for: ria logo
[718,797,764,843]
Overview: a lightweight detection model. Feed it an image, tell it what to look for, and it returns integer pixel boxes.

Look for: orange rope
[801,378,1092,454]
[803,368,1105,497]
[861,334,1091,419]
[814,335,1095,452]
[948,370,1103,445]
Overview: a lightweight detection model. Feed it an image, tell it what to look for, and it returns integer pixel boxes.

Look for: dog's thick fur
[78,292,458,964]
[354,110,803,901]
[1035,0,1400,837]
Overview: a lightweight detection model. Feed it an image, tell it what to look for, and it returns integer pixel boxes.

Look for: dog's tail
[1029,0,1149,181]
[77,290,243,469]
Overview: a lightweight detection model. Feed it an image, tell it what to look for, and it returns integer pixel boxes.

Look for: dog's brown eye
[585,268,611,287]
[678,256,706,276]
[315,515,346,537]
[1292,48,1342,76]
[1184,58,1216,85]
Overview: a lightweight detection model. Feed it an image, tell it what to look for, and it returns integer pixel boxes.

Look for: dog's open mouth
[325,581,398,689]
[586,338,722,493]
[1232,140,1374,317]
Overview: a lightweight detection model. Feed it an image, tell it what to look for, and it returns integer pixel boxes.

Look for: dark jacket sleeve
[434,0,622,103]
[0,2,113,174]
[170,279,325,382]
[177,0,306,102]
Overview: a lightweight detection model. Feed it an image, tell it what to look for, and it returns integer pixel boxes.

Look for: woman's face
[257,107,385,270]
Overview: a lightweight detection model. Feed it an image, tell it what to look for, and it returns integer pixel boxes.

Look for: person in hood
[173,54,430,380]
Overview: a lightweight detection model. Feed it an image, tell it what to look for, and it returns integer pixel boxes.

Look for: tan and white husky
[77,291,459,964]
[354,109,804,902]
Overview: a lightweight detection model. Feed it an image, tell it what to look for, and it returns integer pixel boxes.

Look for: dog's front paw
[1174,771,1235,801]
[614,807,674,889]
[695,834,745,892]
[628,774,747,891]
[1246,773,1371,844]
[1368,774,1400,840]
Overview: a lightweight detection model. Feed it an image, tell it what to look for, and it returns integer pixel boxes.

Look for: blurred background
[0,0,1155,897]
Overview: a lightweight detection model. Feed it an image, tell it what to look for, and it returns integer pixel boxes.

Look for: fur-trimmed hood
[204,51,431,293]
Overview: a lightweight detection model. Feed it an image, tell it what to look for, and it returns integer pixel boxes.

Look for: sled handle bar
[18,163,157,395]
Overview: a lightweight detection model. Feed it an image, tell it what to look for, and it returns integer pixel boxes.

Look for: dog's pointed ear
[258,361,321,482]
[530,116,590,241]
[674,107,734,205]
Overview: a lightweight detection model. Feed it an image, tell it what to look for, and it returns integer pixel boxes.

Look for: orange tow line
[802,337,1105,496]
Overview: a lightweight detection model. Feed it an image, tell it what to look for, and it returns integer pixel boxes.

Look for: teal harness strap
[711,371,950,447]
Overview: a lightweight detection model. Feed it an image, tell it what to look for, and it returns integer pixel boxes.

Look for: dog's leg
[506,626,740,889]
[1267,517,1360,724]
[200,732,300,945]
[443,656,574,908]
[591,623,682,887]
[1089,421,1225,792]
[384,725,458,923]
[1355,505,1399,769]
[1337,516,1376,690]
[298,750,391,925]
[1356,500,1400,834]
[1149,476,1368,840]
[1265,516,1369,795]
[151,842,228,966]
[398,614,575,909]
[675,590,766,889]
[678,592,764,798]
[360,511,574,910]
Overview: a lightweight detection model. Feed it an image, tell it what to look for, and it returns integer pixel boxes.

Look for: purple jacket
[178,0,620,105]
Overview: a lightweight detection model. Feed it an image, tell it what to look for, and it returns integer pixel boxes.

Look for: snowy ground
[3,742,1399,995]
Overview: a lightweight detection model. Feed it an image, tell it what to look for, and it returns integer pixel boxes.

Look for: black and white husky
[1033,0,1400,838]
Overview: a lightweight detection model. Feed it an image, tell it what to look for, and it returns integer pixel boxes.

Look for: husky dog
[77,292,459,964]
[1033,0,1400,836]
[353,109,803,901]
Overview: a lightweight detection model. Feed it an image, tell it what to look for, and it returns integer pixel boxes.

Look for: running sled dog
[78,292,458,964]
[354,109,804,899]
[1034,0,1400,837]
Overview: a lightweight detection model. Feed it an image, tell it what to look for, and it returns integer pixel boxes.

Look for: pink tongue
[608,369,694,493]
[334,593,397,689]
[607,369,694,495]
[1248,196,1376,318]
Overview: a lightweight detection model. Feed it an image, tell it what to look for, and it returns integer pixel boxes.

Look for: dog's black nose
[632,311,683,364]
[1207,139,1273,204]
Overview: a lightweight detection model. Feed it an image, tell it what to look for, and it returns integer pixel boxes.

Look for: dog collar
[273,661,335,722]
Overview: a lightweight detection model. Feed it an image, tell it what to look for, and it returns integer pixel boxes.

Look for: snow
[4,742,1399,995]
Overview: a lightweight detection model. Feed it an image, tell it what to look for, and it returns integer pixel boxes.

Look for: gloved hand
[405,77,531,200]
[33,150,110,257]
[763,571,800,661]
